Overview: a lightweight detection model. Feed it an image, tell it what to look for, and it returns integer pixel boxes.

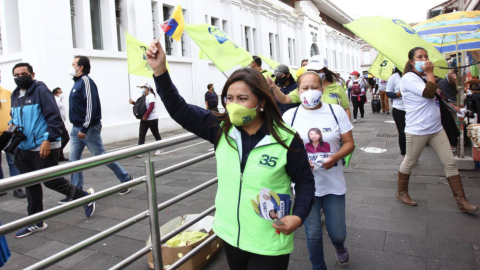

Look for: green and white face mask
[226,102,261,126]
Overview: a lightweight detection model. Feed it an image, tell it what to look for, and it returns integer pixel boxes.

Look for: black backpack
[133,95,147,119]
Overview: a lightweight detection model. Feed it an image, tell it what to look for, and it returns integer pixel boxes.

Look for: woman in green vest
[146,40,315,269]
[283,71,355,269]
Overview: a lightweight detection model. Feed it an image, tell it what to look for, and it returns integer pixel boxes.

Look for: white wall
[0,0,361,149]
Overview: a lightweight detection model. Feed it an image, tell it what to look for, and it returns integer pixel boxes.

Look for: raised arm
[266,77,293,104]
[147,39,220,144]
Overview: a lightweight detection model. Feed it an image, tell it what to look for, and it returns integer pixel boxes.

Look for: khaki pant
[379,91,389,112]
[399,129,458,177]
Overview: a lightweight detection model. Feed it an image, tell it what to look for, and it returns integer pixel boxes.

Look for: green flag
[369,54,395,81]
[345,17,448,79]
[185,24,252,72]
[257,54,298,80]
[126,32,169,77]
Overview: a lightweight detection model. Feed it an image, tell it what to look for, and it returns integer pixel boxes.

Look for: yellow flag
[185,24,252,72]
[126,32,169,78]
[369,54,395,81]
[257,54,298,80]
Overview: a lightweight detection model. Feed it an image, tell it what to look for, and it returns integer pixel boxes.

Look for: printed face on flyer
[305,127,335,170]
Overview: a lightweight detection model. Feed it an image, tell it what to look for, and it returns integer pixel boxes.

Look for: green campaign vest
[212,123,295,256]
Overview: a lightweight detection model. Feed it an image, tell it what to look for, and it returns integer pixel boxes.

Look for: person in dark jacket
[272,64,298,115]
[59,56,132,204]
[9,63,95,238]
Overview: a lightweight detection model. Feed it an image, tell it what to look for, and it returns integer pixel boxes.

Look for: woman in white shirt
[129,82,163,157]
[347,71,367,123]
[398,47,478,213]
[283,71,355,269]
[386,68,406,157]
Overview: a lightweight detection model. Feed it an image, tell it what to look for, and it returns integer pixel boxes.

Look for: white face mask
[300,89,322,108]
[59,94,65,100]
[69,66,79,77]
[319,73,326,81]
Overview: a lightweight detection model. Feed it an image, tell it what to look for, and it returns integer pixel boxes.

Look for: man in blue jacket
[9,63,95,238]
[59,56,132,204]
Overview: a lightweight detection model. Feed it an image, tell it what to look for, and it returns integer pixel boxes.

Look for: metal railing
[0,133,219,270]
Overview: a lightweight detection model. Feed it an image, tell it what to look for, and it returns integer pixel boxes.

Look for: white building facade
[0,0,360,147]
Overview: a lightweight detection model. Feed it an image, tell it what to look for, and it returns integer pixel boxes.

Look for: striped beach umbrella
[414,11,480,36]
[420,31,480,53]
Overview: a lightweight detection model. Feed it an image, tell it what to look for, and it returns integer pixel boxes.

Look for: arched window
[310,43,319,57]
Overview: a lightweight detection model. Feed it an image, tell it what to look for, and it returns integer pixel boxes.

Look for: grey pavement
[1,102,480,270]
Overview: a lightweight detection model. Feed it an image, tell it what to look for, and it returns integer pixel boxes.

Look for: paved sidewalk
[1,105,480,270]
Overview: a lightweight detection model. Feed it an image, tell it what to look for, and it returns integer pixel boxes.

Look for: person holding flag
[250,56,273,79]
[145,38,315,270]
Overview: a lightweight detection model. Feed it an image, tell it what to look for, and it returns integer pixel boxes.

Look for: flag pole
[128,74,131,99]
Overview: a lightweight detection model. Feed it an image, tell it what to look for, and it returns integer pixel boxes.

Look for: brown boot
[396,171,417,206]
[447,175,479,213]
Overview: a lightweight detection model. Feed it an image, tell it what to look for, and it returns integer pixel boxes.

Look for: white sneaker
[154,150,164,156]
[135,155,142,158]
[361,118,364,122]
[353,119,357,123]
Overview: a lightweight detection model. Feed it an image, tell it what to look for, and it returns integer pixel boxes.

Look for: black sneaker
[58,196,72,205]
[14,189,26,199]
[119,175,133,195]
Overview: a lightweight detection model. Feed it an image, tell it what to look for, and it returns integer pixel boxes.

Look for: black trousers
[14,148,86,217]
[352,95,366,119]
[392,108,407,156]
[138,119,162,145]
[223,241,290,270]
[60,123,70,159]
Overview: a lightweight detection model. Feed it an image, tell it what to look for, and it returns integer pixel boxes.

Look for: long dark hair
[308,128,324,146]
[215,68,300,151]
[394,67,402,77]
[323,67,345,87]
[404,47,426,76]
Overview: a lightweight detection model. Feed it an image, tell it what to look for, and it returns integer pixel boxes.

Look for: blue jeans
[69,124,130,190]
[304,194,347,270]
[0,152,20,179]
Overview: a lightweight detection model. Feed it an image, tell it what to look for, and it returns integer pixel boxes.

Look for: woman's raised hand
[423,61,434,74]
[146,39,168,77]
[266,76,276,88]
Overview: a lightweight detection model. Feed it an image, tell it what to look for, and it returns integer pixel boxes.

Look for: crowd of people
[0,55,167,240]
[0,39,478,270]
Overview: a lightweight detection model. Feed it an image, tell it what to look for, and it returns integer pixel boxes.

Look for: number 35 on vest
[259,154,278,168]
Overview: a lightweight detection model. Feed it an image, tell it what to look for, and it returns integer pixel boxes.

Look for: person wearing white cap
[129,82,163,157]
[268,55,351,120]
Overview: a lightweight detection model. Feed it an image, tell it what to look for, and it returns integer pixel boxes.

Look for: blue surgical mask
[319,73,326,81]
[414,61,425,73]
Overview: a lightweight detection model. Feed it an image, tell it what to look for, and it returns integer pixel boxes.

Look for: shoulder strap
[328,104,339,126]
[290,106,300,126]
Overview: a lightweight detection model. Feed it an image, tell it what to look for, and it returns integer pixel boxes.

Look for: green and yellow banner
[126,32,169,78]
[345,17,448,79]
[369,54,395,81]
[185,24,252,72]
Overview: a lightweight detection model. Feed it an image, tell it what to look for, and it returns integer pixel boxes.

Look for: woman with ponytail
[397,47,478,213]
